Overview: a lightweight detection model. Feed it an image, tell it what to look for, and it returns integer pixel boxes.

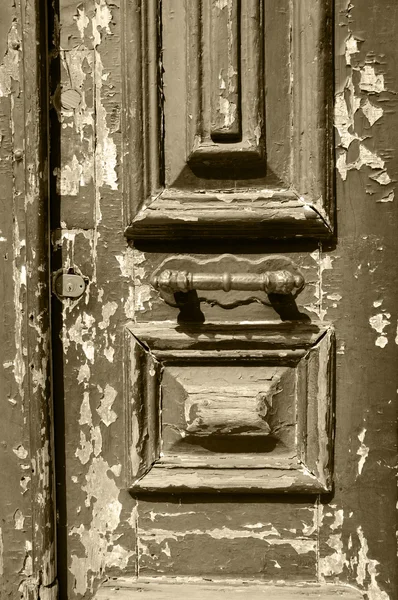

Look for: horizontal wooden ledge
[129,465,330,495]
[127,321,329,352]
[126,194,332,240]
[95,579,364,599]
[152,453,298,470]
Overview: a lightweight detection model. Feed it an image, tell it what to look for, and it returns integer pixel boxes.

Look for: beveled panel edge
[122,1,335,240]
[291,0,334,224]
[130,465,328,495]
[125,320,330,352]
[95,578,365,599]
[125,321,334,494]
[126,196,332,240]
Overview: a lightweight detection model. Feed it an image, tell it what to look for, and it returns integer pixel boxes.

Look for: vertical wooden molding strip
[210,0,241,141]
[23,0,57,595]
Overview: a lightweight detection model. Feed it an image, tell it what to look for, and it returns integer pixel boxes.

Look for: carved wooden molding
[125,322,334,494]
[95,578,365,599]
[123,1,334,239]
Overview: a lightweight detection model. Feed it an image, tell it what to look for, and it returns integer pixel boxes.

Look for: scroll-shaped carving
[123,0,333,239]
[125,321,334,493]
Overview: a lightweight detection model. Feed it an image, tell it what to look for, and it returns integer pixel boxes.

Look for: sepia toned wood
[125,332,162,483]
[95,579,365,599]
[182,385,275,436]
[126,322,334,494]
[187,0,264,169]
[162,363,295,448]
[125,1,334,239]
[127,321,326,352]
[0,0,56,596]
[210,0,241,141]
[151,268,304,307]
[0,0,394,597]
[150,254,306,308]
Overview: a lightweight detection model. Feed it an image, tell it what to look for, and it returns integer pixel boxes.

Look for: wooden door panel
[124,0,334,240]
[127,321,334,494]
[45,1,398,600]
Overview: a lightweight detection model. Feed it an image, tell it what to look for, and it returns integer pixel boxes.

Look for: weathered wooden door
[3,0,396,598]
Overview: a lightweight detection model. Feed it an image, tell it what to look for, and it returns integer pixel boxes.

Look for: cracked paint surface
[335,31,394,205]
[7,0,392,598]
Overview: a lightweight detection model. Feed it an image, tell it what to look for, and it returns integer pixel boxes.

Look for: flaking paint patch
[359,65,385,94]
[319,509,348,579]
[63,312,96,362]
[306,250,333,320]
[13,445,28,460]
[92,0,113,47]
[335,34,392,200]
[69,457,134,595]
[116,247,152,315]
[55,154,94,196]
[12,219,26,401]
[78,392,92,426]
[377,191,394,203]
[362,99,383,126]
[138,527,316,556]
[94,52,118,197]
[356,428,369,476]
[75,7,90,39]
[96,383,117,426]
[356,526,390,600]
[99,301,118,330]
[369,312,390,348]
[14,509,25,530]
[0,21,20,97]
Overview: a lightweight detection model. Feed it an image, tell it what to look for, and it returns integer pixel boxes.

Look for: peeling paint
[96,384,117,426]
[0,21,20,97]
[362,99,383,126]
[14,509,25,530]
[357,428,369,476]
[138,527,316,555]
[369,312,390,348]
[357,526,390,600]
[116,247,152,315]
[69,457,134,595]
[359,65,385,94]
[335,35,393,201]
[63,312,96,363]
[13,445,28,460]
[320,533,348,577]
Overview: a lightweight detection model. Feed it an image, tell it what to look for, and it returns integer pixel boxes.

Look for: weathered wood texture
[50,2,138,598]
[96,579,364,599]
[125,0,334,239]
[317,2,398,598]
[126,322,334,494]
[0,0,56,597]
[50,1,398,599]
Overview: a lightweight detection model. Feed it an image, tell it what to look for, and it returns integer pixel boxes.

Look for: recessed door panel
[124,0,334,240]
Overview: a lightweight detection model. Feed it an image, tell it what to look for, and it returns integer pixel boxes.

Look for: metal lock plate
[54,273,86,299]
